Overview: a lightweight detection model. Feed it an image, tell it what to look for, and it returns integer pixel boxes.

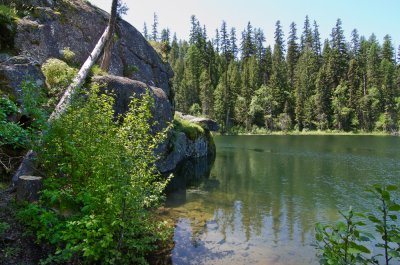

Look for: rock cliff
[0,0,216,173]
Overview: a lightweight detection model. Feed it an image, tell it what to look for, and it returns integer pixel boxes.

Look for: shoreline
[215,130,396,136]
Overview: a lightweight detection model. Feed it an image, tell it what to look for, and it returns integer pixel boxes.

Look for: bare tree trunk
[12,1,119,184]
[100,0,118,72]
[50,25,110,121]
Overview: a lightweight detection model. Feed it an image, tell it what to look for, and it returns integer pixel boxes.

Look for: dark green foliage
[316,185,400,265]
[158,14,400,133]
[366,185,400,265]
[0,5,17,51]
[18,86,171,264]
[0,81,47,148]
[315,208,372,265]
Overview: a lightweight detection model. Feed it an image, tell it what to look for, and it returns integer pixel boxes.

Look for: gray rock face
[0,55,45,101]
[13,0,173,99]
[91,75,173,134]
[157,131,215,173]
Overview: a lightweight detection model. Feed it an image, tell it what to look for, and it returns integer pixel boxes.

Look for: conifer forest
[145,15,400,133]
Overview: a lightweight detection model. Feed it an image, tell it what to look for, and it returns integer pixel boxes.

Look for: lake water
[164,135,400,265]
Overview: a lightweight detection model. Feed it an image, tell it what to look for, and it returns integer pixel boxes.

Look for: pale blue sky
[89,0,399,49]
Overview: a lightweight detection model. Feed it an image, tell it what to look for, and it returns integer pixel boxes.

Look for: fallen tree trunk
[12,0,119,184]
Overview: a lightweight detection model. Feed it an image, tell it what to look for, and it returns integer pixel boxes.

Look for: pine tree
[330,18,348,87]
[254,28,265,62]
[270,20,288,116]
[143,22,148,40]
[382,34,395,63]
[347,58,361,128]
[301,15,313,52]
[241,22,255,59]
[230,27,238,60]
[350,29,360,58]
[182,45,202,111]
[261,46,273,85]
[220,21,231,60]
[161,28,171,43]
[397,45,400,65]
[312,20,322,57]
[315,40,334,130]
[200,69,213,116]
[189,15,198,45]
[294,48,318,130]
[151,12,158,41]
[332,82,353,130]
[287,22,300,90]
[214,29,220,54]
[240,56,259,129]
[169,33,179,65]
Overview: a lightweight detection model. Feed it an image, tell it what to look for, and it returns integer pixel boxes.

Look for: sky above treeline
[89,0,400,49]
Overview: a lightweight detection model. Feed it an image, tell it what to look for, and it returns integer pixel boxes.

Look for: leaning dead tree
[12,0,119,183]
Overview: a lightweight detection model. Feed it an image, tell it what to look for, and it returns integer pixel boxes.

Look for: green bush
[41,58,77,104]
[61,47,76,64]
[0,81,47,148]
[90,64,107,76]
[19,85,171,264]
[316,184,400,265]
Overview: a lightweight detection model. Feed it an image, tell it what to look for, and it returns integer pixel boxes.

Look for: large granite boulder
[11,0,173,99]
[91,75,173,134]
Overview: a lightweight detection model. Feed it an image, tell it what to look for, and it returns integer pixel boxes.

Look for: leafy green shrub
[19,85,171,264]
[90,64,107,76]
[61,47,75,64]
[0,96,18,121]
[316,184,400,265]
[366,185,400,264]
[315,208,372,265]
[41,58,77,105]
[0,122,28,147]
[0,81,46,148]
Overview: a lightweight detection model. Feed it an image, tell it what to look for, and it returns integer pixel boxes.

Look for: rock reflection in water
[164,135,400,265]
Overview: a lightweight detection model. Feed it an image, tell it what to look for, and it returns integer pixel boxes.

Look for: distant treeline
[144,14,400,133]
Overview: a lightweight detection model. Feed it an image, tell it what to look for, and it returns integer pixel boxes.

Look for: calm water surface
[165,135,400,265]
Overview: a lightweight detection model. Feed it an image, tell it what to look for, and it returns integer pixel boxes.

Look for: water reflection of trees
[166,136,400,260]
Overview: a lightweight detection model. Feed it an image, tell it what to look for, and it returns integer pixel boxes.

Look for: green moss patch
[173,115,204,141]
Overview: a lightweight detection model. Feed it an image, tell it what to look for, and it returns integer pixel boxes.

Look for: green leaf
[349,242,371,254]
[386,185,398,191]
[388,204,400,211]
[389,215,398,221]
[368,215,381,224]
[381,190,390,201]
[388,250,400,258]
